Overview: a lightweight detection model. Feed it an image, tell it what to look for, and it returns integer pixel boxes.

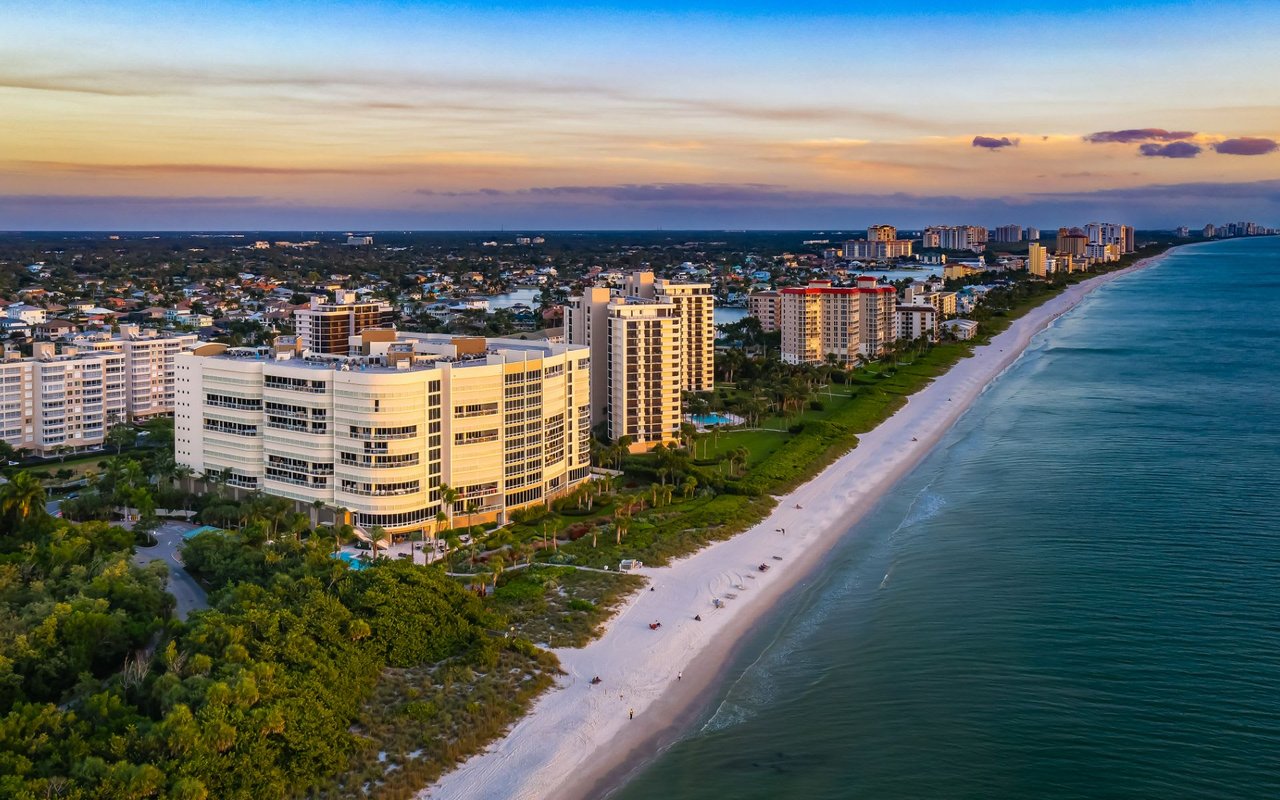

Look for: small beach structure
[619,559,643,572]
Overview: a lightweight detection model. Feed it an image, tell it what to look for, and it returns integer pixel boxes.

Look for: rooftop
[211,332,584,373]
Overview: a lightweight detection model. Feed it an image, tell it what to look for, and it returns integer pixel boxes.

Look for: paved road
[46,499,62,516]
[132,521,210,620]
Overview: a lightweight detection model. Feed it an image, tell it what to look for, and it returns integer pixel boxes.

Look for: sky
[2,0,1279,230]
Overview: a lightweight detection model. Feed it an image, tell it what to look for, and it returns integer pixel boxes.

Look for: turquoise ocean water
[611,237,1280,799]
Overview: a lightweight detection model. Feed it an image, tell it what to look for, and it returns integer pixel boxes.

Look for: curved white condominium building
[175,331,592,538]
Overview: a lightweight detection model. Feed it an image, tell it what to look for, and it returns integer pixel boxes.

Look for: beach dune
[423,254,1168,800]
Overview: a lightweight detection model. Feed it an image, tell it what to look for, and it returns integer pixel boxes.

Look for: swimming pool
[689,413,738,427]
[333,551,370,571]
[182,525,224,540]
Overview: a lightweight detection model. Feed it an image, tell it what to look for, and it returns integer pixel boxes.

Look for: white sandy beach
[423,253,1170,800]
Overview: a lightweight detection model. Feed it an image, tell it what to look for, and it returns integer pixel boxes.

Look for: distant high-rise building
[1085,243,1122,263]
[567,271,713,451]
[1176,226,1191,238]
[842,239,913,260]
[778,277,897,365]
[1028,243,1050,277]
[992,224,1023,243]
[623,272,715,393]
[1056,227,1089,257]
[345,235,373,246]
[1026,227,1041,241]
[922,225,987,252]
[1083,222,1134,253]
[295,290,394,356]
[866,224,897,242]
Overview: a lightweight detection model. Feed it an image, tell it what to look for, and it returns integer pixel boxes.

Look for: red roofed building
[779,277,898,364]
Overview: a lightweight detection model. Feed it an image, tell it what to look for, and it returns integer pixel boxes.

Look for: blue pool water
[690,413,735,427]
[333,551,370,571]
[182,525,223,539]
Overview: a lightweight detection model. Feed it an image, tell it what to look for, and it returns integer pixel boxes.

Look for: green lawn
[21,452,121,484]
[701,428,788,466]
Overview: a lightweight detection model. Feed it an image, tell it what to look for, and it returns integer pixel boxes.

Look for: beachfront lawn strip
[495,567,646,648]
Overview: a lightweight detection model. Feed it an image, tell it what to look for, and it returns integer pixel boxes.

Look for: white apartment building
[779,277,898,365]
[922,225,988,252]
[0,343,127,456]
[842,239,914,260]
[6,304,46,325]
[897,305,939,341]
[70,326,199,420]
[175,332,592,538]
[1085,243,1122,263]
[992,224,1023,243]
[866,224,897,242]
[0,330,198,456]
[567,272,713,451]
[904,286,958,318]
[943,319,979,340]
[747,291,782,332]
[1084,222,1135,253]
[0,353,37,452]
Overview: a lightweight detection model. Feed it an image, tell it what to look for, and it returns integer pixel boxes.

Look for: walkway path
[132,521,210,620]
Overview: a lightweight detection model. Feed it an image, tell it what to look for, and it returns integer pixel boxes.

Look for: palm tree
[0,471,47,525]
[334,523,357,554]
[683,476,698,499]
[445,533,462,571]
[310,499,325,530]
[464,499,480,534]
[489,554,505,591]
[367,525,389,560]
[174,464,196,497]
[440,483,459,529]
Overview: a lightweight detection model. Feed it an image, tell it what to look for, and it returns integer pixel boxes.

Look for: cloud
[0,193,262,207]
[1212,137,1279,156]
[1138,141,1202,158]
[1085,128,1196,143]
[416,183,787,204]
[14,161,367,176]
[0,66,944,132]
[7,179,1280,230]
[972,136,1017,150]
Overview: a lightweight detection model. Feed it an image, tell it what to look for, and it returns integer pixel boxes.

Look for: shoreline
[423,250,1174,800]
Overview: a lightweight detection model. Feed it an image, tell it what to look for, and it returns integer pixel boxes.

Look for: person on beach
[629,708,634,720]
[678,671,682,681]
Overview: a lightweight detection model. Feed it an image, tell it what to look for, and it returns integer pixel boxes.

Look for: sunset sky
[3,0,1279,229]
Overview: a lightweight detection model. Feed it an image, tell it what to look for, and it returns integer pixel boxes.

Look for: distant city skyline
[3,0,1279,228]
